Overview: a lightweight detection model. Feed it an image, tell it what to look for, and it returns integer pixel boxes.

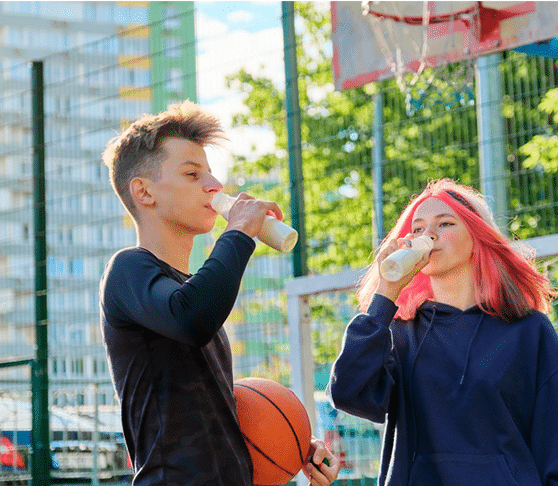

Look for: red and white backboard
[332,1,558,91]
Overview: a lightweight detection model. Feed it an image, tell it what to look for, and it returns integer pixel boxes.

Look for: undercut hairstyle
[358,179,557,322]
[102,100,226,220]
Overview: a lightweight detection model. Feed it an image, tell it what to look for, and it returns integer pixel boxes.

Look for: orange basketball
[233,377,312,486]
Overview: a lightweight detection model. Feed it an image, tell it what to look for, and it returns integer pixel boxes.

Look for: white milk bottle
[380,235,434,282]
[211,193,299,253]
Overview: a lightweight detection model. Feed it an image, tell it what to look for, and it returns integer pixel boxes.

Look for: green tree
[225,3,558,360]
[501,52,558,240]
[226,3,482,274]
[512,82,558,328]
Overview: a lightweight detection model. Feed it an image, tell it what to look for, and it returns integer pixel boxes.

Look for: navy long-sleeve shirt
[99,231,255,486]
[328,294,558,486]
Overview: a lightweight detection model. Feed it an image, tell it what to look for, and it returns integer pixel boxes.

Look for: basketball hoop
[361,1,478,115]
[333,1,555,101]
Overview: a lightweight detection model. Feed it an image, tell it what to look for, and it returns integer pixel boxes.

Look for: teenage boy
[99,101,339,486]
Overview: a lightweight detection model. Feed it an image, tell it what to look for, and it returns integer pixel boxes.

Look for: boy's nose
[204,174,223,192]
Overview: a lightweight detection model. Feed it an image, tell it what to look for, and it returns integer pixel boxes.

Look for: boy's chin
[197,221,217,235]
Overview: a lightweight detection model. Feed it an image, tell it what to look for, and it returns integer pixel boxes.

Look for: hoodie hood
[417,299,482,320]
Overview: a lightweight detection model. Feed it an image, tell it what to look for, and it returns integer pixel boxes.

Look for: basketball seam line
[241,431,296,478]
[235,383,306,465]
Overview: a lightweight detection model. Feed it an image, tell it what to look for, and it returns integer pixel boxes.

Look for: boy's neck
[136,223,194,275]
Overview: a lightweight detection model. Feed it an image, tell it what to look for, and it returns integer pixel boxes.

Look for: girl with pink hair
[328,178,558,486]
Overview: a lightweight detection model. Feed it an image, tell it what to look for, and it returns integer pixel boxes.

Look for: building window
[164,37,181,58]
[69,327,85,346]
[101,37,117,54]
[69,259,84,277]
[164,7,180,30]
[166,68,182,93]
[71,359,84,376]
[93,359,106,376]
[83,3,96,21]
[98,4,114,22]
[48,256,65,277]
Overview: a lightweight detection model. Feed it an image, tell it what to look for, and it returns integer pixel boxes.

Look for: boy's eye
[412,227,423,234]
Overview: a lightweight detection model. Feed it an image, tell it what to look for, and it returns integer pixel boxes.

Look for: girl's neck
[430,268,476,311]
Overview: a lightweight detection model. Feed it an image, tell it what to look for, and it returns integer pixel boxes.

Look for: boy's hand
[224,193,283,238]
[302,437,340,486]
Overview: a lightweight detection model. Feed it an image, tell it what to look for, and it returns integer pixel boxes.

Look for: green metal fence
[0,2,557,485]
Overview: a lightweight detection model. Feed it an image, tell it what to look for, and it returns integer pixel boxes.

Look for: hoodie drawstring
[459,313,484,385]
[410,305,436,461]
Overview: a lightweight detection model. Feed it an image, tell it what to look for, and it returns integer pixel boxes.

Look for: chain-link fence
[0,2,557,485]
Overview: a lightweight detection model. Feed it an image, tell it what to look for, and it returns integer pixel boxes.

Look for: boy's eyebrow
[178,161,212,173]
[412,213,456,224]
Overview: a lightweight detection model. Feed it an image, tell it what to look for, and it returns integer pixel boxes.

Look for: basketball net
[362,1,477,116]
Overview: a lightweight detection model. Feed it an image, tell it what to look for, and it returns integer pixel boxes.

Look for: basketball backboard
[332,1,558,91]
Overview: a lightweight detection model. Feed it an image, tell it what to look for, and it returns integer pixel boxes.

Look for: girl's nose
[423,226,437,240]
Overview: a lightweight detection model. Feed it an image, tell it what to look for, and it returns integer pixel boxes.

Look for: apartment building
[0,1,197,407]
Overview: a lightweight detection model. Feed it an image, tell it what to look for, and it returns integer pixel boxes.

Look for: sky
[0,1,306,183]
[193,1,286,183]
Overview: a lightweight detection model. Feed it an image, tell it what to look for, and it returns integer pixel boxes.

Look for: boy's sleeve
[100,230,255,347]
[326,293,399,424]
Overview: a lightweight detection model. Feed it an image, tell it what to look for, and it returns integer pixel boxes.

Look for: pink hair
[358,179,556,322]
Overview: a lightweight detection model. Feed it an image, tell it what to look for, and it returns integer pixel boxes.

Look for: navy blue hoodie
[328,294,558,486]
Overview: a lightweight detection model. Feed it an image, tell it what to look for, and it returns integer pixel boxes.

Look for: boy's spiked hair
[358,179,556,322]
[102,100,226,220]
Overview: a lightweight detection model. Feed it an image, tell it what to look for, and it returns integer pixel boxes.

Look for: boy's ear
[130,177,155,208]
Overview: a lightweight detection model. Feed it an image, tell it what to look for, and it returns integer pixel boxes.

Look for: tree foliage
[224,3,558,361]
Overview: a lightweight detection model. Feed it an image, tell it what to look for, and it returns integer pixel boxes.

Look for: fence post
[282,1,308,277]
[287,293,314,486]
[31,60,50,486]
[372,92,384,249]
[475,53,508,231]
[92,383,99,486]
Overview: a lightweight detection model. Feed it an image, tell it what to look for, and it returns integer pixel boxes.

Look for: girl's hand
[375,233,431,302]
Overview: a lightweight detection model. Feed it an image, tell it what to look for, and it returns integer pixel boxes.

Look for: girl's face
[411,197,474,280]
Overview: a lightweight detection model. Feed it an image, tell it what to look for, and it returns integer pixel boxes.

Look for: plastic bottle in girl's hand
[380,235,434,282]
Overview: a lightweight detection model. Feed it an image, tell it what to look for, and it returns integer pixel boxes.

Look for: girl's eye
[412,227,424,234]
[439,221,453,228]
[186,172,198,179]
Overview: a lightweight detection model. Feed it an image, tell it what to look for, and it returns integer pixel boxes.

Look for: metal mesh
[0,2,556,485]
